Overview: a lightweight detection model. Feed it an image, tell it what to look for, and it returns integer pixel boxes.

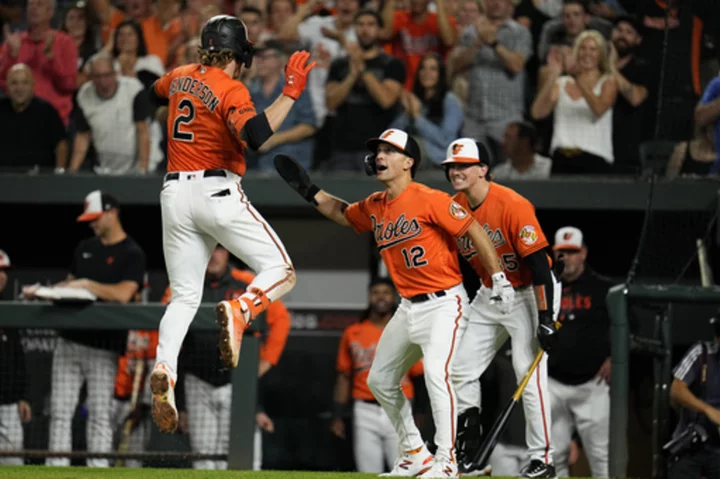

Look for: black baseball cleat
[458,461,492,476]
[519,459,557,478]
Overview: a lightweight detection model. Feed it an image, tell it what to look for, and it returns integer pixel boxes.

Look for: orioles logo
[563,232,573,241]
[452,143,463,155]
[449,201,468,220]
[520,225,538,245]
[381,130,394,139]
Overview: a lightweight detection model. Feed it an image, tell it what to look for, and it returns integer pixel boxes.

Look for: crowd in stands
[0,0,718,178]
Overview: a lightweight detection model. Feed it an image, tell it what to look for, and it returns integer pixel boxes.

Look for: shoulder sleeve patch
[519,225,538,245]
[449,201,469,220]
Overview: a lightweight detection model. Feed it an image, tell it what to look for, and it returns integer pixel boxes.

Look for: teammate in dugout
[147,15,315,434]
[274,128,515,478]
[443,139,561,478]
[164,245,291,471]
[331,277,425,473]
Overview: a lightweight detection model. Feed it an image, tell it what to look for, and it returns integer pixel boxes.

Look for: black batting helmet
[200,15,255,68]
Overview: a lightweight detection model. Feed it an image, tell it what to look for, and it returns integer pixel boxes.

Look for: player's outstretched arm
[274,154,351,227]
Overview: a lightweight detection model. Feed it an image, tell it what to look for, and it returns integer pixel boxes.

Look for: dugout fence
[0,302,260,470]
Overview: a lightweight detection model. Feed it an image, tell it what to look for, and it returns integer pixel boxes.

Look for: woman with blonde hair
[531,29,618,175]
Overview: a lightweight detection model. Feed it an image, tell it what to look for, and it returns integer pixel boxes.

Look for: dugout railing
[607,284,720,479]
[0,302,260,470]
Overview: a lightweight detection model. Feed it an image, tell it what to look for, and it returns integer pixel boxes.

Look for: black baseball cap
[614,14,644,36]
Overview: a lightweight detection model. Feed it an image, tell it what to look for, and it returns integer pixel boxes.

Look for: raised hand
[282,50,317,100]
[3,25,22,57]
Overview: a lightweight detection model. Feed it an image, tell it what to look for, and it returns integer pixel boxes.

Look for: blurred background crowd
[1,0,719,178]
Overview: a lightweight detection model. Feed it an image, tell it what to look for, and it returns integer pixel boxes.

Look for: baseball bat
[469,348,546,470]
[115,358,145,467]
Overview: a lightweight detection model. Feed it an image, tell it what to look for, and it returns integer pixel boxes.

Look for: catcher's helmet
[200,15,255,68]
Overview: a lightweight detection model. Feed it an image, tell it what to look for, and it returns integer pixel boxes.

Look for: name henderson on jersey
[168,76,220,112]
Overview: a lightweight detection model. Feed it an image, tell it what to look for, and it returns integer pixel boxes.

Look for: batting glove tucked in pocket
[489,272,514,314]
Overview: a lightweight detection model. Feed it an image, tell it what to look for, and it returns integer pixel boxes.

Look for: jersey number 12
[172,99,195,142]
[402,246,428,269]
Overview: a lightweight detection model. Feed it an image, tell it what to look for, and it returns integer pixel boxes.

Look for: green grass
[0,466,597,479]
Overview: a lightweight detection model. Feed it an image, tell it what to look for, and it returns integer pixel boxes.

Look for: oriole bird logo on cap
[563,232,573,241]
[381,130,394,139]
[452,143,463,155]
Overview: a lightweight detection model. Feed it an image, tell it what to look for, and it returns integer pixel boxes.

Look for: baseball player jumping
[443,139,560,478]
[275,128,515,477]
[148,15,315,434]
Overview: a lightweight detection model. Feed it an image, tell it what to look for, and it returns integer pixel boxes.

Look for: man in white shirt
[493,121,552,180]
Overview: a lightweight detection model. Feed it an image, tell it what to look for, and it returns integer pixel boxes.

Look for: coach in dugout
[166,245,291,470]
[548,226,612,478]
[23,190,146,468]
[330,277,424,473]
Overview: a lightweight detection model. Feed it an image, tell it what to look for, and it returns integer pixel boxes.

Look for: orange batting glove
[283,50,316,100]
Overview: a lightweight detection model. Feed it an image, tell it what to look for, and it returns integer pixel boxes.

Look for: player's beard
[613,39,632,58]
[370,300,396,316]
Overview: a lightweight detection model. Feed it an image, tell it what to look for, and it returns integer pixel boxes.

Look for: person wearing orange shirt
[163,245,291,470]
[112,330,158,468]
[275,128,514,477]
[379,0,457,90]
[330,277,425,473]
[146,16,314,435]
[442,138,561,478]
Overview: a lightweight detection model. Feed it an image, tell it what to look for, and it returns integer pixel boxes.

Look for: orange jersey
[337,319,424,401]
[390,11,457,90]
[453,183,550,289]
[344,182,474,298]
[153,64,256,176]
[114,330,159,399]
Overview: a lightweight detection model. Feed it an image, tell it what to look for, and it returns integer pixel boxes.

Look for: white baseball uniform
[451,183,559,465]
[184,373,231,470]
[152,63,296,384]
[343,179,478,464]
[336,318,425,472]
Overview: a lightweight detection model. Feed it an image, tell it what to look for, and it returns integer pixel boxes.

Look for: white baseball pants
[452,281,561,464]
[0,403,23,465]
[489,441,527,476]
[550,377,610,478]
[184,373,231,470]
[367,284,468,463]
[155,171,295,382]
[47,338,118,467]
[353,400,400,472]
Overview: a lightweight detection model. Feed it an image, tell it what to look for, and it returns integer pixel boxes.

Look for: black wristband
[305,184,320,205]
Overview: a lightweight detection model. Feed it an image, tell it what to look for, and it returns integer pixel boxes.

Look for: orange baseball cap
[441,138,492,165]
[77,190,120,222]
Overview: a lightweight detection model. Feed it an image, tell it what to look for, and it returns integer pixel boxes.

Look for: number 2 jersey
[453,183,550,289]
[152,64,257,176]
[344,182,474,298]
